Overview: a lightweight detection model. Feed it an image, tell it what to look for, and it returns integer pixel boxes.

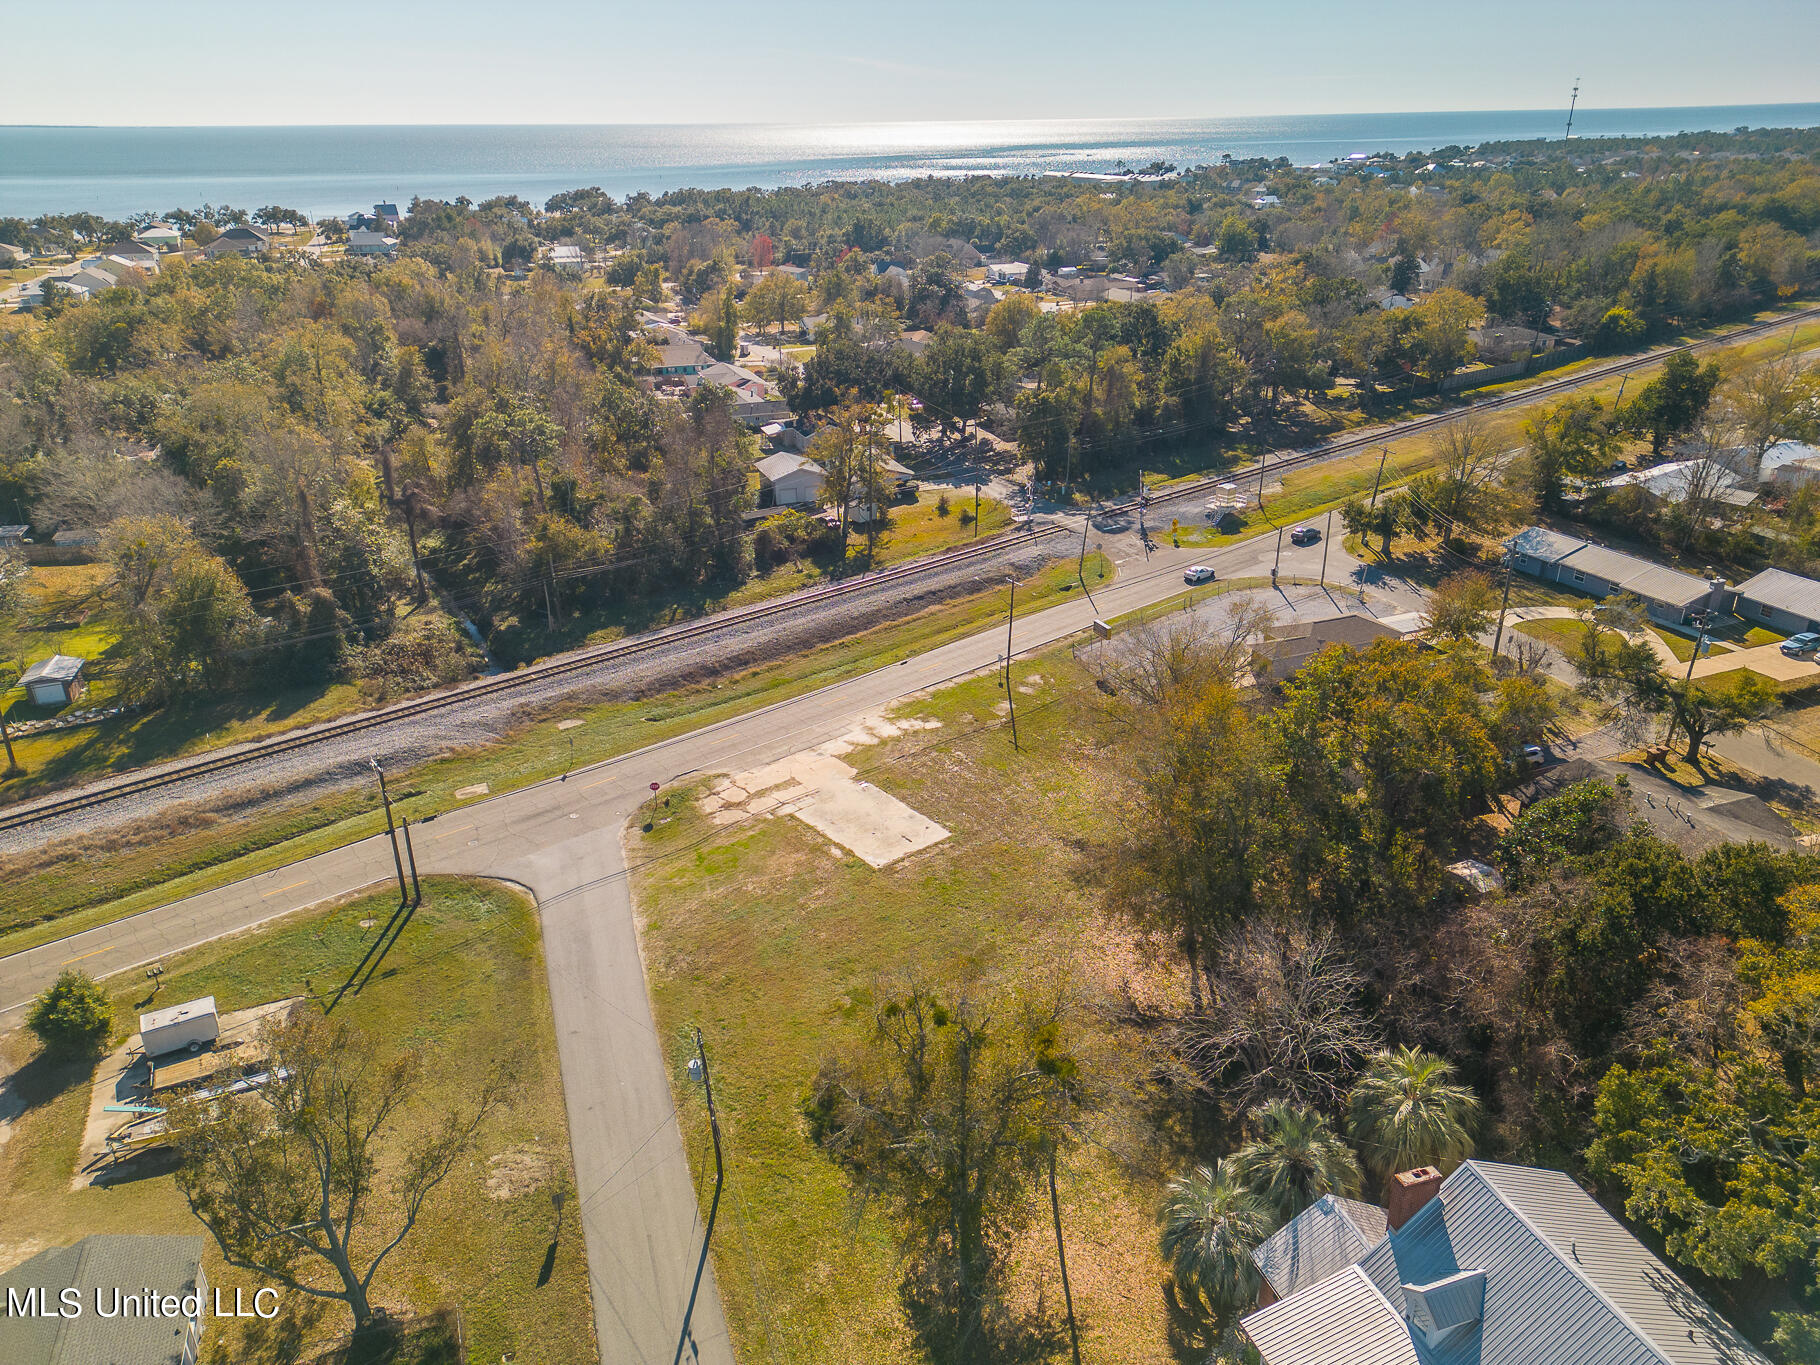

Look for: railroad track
[1134,304,1820,516]
[0,523,1064,832]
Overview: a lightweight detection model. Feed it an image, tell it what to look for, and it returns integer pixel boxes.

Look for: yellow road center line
[430,823,475,840]
[261,880,310,898]
[60,945,114,965]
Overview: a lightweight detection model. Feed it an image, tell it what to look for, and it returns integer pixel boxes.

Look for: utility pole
[400,815,421,906]
[1565,78,1581,141]
[1491,552,1514,656]
[1048,1147,1083,1365]
[974,483,981,538]
[674,1028,723,1365]
[1077,509,1098,612]
[1004,574,1019,752]
[0,695,19,776]
[369,759,408,905]
[1318,508,1333,586]
[1272,523,1283,587]
[1685,610,1710,681]
[1368,447,1389,510]
[1257,450,1267,510]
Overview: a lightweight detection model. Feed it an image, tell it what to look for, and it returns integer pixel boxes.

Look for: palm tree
[1231,1100,1362,1222]
[1347,1045,1481,1180]
[1158,1161,1273,1328]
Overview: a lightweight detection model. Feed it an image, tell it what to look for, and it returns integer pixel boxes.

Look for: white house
[61,266,118,298]
[756,452,826,508]
[984,261,1030,285]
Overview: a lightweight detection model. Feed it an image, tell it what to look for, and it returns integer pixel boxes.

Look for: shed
[19,655,87,706]
[0,524,25,548]
[1732,567,1820,636]
[138,996,219,1058]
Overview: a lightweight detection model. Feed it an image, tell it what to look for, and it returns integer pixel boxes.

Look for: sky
[4,0,1817,127]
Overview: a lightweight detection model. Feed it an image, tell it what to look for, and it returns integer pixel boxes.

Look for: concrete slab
[717,741,950,868]
[74,997,299,1186]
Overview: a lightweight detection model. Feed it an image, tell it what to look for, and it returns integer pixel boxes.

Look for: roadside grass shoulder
[0,554,1112,955]
[637,649,1180,1365]
[0,877,593,1365]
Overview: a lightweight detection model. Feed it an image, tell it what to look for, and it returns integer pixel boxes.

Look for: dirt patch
[484,1145,562,1201]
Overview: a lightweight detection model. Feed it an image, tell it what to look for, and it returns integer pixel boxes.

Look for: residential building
[0,1234,207,1365]
[201,225,271,258]
[102,253,157,277]
[1593,458,1755,508]
[1761,439,1820,489]
[772,263,810,283]
[0,525,25,548]
[0,241,27,264]
[689,361,791,424]
[100,239,159,271]
[134,222,182,250]
[61,266,118,298]
[897,328,934,357]
[1254,610,1421,682]
[346,228,399,257]
[1504,526,1722,625]
[1731,566,1820,636]
[1242,1161,1769,1365]
[19,654,87,706]
[984,261,1030,284]
[372,202,403,231]
[546,243,585,272]
[1517,755,1792,854]
[647,328,712,377]
[756,452,825,508]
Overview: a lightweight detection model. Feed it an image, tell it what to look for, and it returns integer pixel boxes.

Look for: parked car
[1289,525,1320,546]
[1780,632,1820,657]
[1520,744,1547,768]
[1183,566,1217,585]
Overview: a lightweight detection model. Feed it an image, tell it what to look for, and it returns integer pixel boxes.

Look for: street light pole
[673,1028,723,1365]
[369,759,408,905]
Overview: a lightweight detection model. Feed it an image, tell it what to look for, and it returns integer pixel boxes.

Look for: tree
[1423,569,1498,641]
[1347,1046,1480,1179]
[1519,395,1615,510]
[1158,1161,1272,1333]
[1624,351,1722,455]
[983,293,1040,350]
[1409,287,1480,384]
[1590,305,1648,352]
[743,270,809,348]
[1233,1099,1362,1221]
[1389,254,1420,296]
[1415,416,1506,537]
[125,550,257,700]
[1573,620,1777,765]
[914,327,1006,440]
[1726,354,1819,477]
[804,981,1085,1361]
[1339,495,1403,557]
[171,1012,511,1337]
[26,970,112,1053]
[103,514,202,610]
[1216,214,1258,263]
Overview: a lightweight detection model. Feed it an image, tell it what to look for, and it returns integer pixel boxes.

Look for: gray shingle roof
[1505,528,1712,608]
[20,654,85,685]
[1504,526,1588,564]
[1244,1162,1770,1365]
[1733,567,1820,621]
[0,1234,205,1365]
[1252,1194,1389,1298]
[756,452,824,482]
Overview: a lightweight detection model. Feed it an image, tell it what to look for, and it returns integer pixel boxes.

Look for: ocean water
[3,106,1818,221]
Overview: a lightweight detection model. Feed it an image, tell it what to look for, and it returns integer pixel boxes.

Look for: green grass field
[0,878,594,1365]
[0,554,1113,956]
[636,644,1187,1364]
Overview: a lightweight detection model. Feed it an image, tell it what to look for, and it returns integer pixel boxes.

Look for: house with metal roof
[0,1234,208,1365]
[1253,1194,1389,1303]
[1504,527,1721,626]
[1241,1161,1769,1365]
[19,654,87,706]
[1731,566,1820,637]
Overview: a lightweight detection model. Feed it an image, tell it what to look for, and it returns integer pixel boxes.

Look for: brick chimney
[1386,1166,1445,1231]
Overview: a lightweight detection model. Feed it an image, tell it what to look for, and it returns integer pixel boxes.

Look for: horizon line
[5,101,1820,132]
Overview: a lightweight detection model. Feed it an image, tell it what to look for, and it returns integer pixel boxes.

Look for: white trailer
[139,996,219,1057]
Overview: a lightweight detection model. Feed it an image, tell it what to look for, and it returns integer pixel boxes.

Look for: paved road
[0,527,1371,1365]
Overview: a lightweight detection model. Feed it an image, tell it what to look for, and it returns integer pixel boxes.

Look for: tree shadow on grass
[898,1259,1068,1365]
[0,1044,97,1129]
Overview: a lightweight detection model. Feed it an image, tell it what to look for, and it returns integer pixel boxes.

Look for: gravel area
[1,533,1066,856]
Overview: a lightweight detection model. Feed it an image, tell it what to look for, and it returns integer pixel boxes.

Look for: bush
[1590,305,1647,353]
[27,970,112,1052]
[936,492,951,517]
[959,508,976,526]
